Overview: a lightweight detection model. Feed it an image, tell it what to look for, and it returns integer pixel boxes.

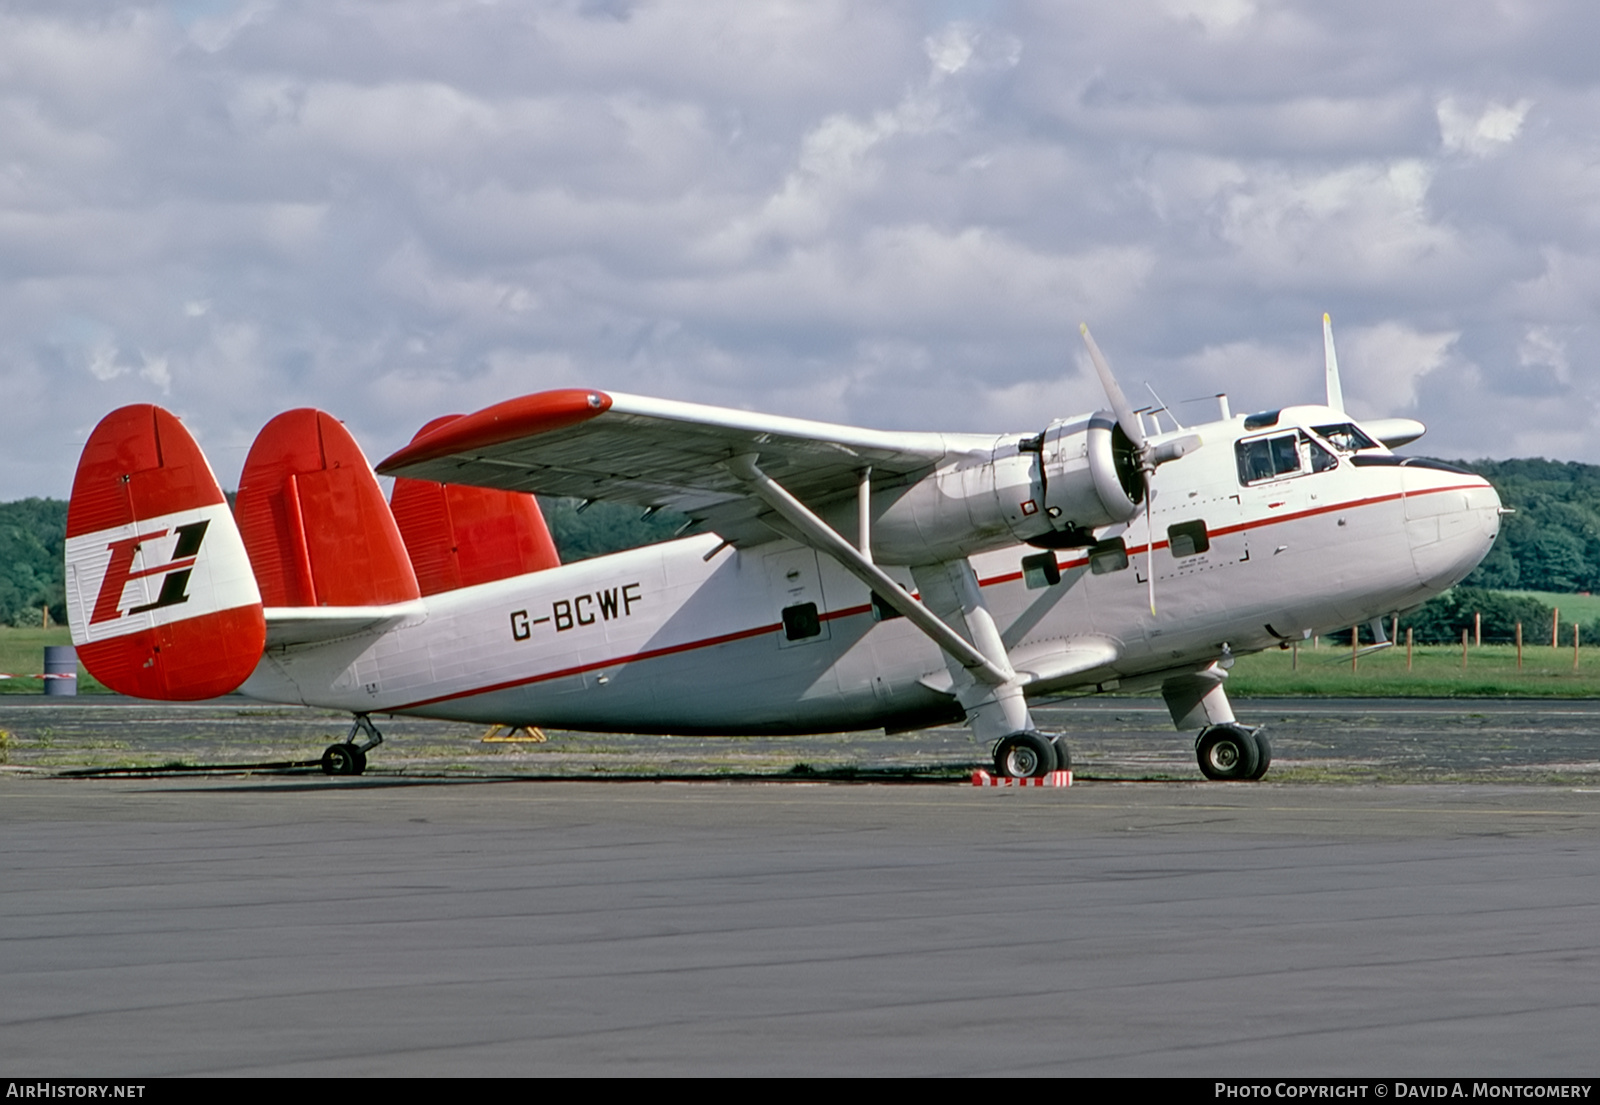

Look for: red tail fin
[389,415,562,595]
[236,409,421,607]
[65,405,266,699]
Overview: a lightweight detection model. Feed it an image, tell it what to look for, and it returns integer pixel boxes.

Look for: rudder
[236,409,421,607]
[389,414,562,596]
[65,405,266,699]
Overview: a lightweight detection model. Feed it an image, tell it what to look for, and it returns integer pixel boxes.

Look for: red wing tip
[376,389,613,473]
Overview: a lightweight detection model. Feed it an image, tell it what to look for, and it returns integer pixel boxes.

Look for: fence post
[1575,624,1581,672]
[1351,626,1359,672]
[1461,628,1468,670]
[1553,608,1560,648]
[1406,626,1413,672]
[1516,622,1523,671]
[1474,611,1481,648]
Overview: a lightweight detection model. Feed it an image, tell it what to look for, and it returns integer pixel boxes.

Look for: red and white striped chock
[971,769,1072,787]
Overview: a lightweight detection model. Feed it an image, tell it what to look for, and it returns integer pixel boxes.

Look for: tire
[1048,735,1072,773]
[321,743,361,776]
[994,731,1055,779]
[1248,732,1272,780]
[1196,725,1261,781]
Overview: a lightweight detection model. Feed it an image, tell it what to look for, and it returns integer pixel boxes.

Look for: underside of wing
[376,389,982,546]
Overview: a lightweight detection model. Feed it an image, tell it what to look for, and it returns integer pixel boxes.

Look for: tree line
[5,455,1600,636]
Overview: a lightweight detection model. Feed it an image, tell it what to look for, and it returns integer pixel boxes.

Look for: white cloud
[1162,0,1258,34]
[1339,322,1459,416]
[8,1,1600,496]
[1438,96,1534,158]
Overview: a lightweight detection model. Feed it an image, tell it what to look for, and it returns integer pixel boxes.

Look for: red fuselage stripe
[384,481,1485,712]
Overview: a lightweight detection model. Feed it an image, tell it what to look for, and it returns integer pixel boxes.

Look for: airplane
[62,318,1504,781]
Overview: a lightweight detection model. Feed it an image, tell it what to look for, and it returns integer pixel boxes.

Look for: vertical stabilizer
[65,405,266,699]
[390,414,562,595]
[236,409,421,607]
[1323,312,1346,414]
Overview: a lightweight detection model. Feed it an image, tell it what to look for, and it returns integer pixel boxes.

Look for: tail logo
[90,520,210,625]
[67,503,261,646]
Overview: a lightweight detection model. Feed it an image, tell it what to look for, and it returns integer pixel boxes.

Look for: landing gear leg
[322,714,383,776]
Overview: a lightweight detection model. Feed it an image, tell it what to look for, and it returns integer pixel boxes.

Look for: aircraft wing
[376,389,985,546]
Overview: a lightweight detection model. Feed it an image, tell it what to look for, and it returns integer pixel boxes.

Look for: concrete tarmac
[5,772,1600,1076]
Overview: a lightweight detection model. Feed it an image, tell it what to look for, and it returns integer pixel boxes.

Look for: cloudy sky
[4,0,1598,498]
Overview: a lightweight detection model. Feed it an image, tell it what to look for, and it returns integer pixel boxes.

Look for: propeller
[1081,324,1158,614]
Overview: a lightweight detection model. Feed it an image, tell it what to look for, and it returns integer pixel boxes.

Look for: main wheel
[1048,735,1072,773]
[1196,725,1261,781]
[321,743,364,776]
[994,731,1055,779]
[1247,732,1272,780]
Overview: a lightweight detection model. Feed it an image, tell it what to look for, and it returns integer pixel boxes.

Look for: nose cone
[1406,470,1503,595]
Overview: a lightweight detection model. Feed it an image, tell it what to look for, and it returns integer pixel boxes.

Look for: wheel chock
[971,769,1072,787]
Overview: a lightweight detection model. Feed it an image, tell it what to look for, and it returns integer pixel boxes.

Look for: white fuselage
[242,410,1503,734]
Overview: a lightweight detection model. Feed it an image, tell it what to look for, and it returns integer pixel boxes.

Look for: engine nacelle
[835,412,1143,565]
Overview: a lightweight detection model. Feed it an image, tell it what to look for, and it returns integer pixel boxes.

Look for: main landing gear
[993,731,1071,778]
[1195,723,1271,781]
[322,714,384,776]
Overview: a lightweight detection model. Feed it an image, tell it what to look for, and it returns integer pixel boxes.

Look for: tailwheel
[993,731,1057,779]
[1195,724,1263,781]
[321,714,383,776]
[321,743,365,776]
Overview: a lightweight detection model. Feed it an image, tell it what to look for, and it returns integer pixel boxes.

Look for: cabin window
[1236,432,1301,485]
[1167,520,1210,558]
[1312,423,1379,454]
[1021,552,1062,590]
[1088,538,1129,575]
[1237,431,1340,486]
[782,602,822,640]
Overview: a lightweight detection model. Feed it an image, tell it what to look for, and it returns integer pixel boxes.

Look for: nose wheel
[1195,724,1270,781]
[321,714,384,776]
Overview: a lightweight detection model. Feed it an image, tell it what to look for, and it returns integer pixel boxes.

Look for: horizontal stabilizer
[237,409,421,608]
[65,405,266,699]
[265,602,428,648]
[390,414,562,595]
[1362,417,1426,449]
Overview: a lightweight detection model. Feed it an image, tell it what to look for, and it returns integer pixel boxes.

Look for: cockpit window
[1311,423,1379,453]
[1236,431,1338,486]
[1306,435,1338,473]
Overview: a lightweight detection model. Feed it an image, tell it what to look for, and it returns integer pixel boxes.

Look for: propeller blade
[1323,312,1345,413]
[1080,323,1148,453]
[1145,474,1157,615]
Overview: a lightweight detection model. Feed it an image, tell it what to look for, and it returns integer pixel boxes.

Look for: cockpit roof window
[1311,423,1379,453]
[1243,410,1281,431]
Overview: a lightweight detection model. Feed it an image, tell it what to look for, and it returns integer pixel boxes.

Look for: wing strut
[724,454,1011,687]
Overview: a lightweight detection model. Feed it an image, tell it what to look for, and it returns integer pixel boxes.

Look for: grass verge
[1227,640,1600,697]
